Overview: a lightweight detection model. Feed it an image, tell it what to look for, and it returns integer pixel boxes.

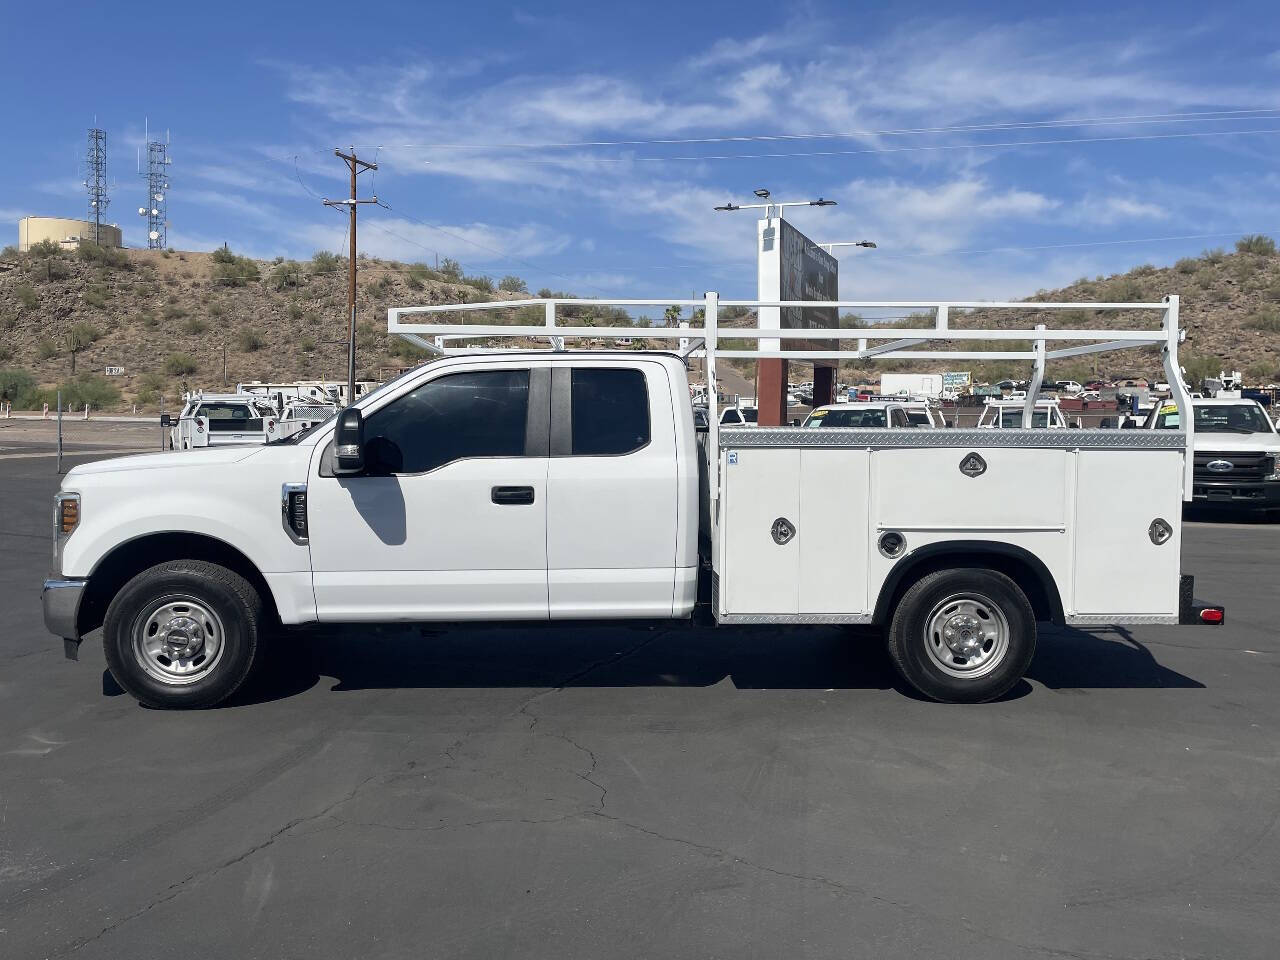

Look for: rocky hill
[1,235,1277,410]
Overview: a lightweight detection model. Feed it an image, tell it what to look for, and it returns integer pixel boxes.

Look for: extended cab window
[364,369,529,474]
[570,368,650,455]
[198,403,262,432]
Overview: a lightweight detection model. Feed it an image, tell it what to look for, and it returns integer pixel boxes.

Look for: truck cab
[1147,398,1280,514]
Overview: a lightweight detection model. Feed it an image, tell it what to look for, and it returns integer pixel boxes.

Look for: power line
[405,126,1280,165]
[866,231,1278,260]
[352,107,1280,151]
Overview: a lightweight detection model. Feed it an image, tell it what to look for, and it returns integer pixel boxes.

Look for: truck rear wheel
[103,560,263,709]
[887,568,1035,703]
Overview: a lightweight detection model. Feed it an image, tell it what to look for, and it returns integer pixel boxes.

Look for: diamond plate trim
[718,428,1188,450]
[1065,614,1180,625]
[716,613,875,625]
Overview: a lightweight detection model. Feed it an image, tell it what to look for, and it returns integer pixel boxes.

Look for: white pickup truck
[1146,397,1280,516]
[43,294,1223,709]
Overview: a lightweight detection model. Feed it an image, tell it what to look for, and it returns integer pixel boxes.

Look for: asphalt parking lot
[2,452,1278,959]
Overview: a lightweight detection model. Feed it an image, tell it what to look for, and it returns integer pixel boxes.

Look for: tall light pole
[714,188,837,221]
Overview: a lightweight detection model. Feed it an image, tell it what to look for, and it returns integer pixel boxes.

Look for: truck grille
[1193,451,1274,482]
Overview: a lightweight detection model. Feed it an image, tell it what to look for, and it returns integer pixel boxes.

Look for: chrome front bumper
[43,578,87,659]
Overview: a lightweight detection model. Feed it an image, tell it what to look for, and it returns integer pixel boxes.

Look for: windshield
[1163,403,1275,433]
[804,408,888,428]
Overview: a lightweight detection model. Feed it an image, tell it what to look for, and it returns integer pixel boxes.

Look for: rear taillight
[267,419,276,433]
[1200,608,1224,624]
[195,418,204,433]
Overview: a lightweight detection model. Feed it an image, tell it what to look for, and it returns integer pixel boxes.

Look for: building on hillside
[17,216,123,252]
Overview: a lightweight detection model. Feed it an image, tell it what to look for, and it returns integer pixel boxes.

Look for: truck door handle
[491,485,535,505]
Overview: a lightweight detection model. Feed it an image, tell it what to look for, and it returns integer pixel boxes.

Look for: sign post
[756,217,839,424]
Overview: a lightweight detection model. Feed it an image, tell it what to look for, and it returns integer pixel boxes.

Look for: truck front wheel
[103,560,263,709]
[887,568,1035,703]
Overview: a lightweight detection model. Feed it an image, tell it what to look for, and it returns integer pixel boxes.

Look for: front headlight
[53,492,80,572]
[1267,455,1280,481]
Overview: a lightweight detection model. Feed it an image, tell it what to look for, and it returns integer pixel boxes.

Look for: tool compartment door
[720,447,800,615]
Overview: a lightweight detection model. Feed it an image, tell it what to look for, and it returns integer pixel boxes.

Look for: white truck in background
[882,373,944,399]
[1146,397,1280,517]
[43,294,1223,710]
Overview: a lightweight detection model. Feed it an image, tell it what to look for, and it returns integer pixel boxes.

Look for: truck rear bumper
[1178,574,1224,625]
[43,578,87,658]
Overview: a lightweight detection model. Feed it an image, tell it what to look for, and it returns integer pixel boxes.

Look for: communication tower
[85,127,109,245]
[138,127,171,249]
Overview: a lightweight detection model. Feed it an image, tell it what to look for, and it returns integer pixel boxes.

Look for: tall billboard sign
[757,217,839,356]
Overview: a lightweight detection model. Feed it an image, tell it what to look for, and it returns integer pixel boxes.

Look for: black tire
[103,560,263,709]
[886,568,1035,703]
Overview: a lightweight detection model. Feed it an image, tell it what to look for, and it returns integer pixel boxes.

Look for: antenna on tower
[85,127,109,246]
[140,124,170,249]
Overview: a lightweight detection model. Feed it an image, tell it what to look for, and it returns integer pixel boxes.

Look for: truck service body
[43,294,1222,707]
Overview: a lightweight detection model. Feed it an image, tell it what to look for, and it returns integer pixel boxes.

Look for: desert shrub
[364,276,393,297]
[208,301,226,317]
[163,303,185,320]
[438,257,463,282]
[1194,270,1215,289]
[299,336,316,353]
[464,274,495,293]
[1130,264,1156,276]
[1108,277,1144,300]
[1209,287,1231,303]
[310,250,343,274]
[138,310,159,328]
[1182,353,1225,388]
[65,322,101,351]
[287,302,305,321]
[16,284,38,309]
[1,245,21,261]
[1174,258,1198,275]
[36,338,59,360]
[210,247,260,287]
[57,373,120,410]
[183,317,208,334]
[165,352,198,375]
[1202,247,1226,265]
[0,345,12,363]
[388,337,433,361]
[0,367,39,406]
[1236,235,1276,257]
[1232,257,1257,281]
[83,285,110,309]
[77,241,130,270]
[1245,307,1280,333]
[235,328,264,352]
[498,274,527,293]
[28,239,62,258]
[269,260,305,291]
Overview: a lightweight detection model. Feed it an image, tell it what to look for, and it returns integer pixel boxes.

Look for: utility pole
[323,148,378,406]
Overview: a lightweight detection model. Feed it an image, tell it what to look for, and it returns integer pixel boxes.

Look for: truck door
[545,362,679,617]
[307,365,550,620]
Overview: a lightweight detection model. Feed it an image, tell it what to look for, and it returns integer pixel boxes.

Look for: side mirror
[332,407,365,475]
[159,413,172,428]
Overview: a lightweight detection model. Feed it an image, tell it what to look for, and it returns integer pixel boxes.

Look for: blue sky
[3,0,1280,301]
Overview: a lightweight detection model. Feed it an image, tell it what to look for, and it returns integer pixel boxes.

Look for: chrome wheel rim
[924,593,1009,679]
[131,596,225,685]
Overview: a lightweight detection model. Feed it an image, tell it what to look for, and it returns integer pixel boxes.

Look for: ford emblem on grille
[1206,459,1234,473]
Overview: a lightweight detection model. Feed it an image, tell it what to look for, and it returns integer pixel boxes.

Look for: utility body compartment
[714,427,1187,625]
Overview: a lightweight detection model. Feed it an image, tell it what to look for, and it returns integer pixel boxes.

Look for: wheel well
[77,532,279,637]
[873,543,1064,627]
